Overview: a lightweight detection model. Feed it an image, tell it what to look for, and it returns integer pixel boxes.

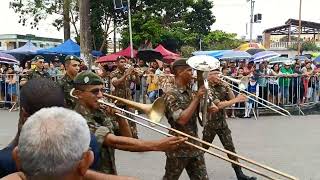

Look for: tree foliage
[289,41,320,54]
[202,30,244,50]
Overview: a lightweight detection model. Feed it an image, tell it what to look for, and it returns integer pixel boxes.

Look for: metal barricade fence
[2,73,319,116]
[0,73,20,111]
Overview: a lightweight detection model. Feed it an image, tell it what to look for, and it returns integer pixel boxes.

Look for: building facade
[0,34,62,50]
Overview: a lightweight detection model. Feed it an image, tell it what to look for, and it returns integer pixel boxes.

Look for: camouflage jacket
[58,74,75,109]
[110,68,135,103]
[207,83,230,129]
[27,69,51,79]
[163,85,203,158]
[74,103,118,175]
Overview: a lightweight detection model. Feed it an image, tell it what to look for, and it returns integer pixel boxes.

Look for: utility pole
[297,0,302,55]
[79,0,92,69]
[128,0,134,58]
[113,18,117,53]
[249,0,255,43]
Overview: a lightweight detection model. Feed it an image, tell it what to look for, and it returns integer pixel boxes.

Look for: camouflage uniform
[74,103,119,175]
[110,68,138,138]
[27,69,51,79]
[203,83,238,167]
[163,85,209,180]
[58,74,75,109]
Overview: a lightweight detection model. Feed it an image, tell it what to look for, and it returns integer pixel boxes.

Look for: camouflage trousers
[202,124,239,168]
[163,155,209,180]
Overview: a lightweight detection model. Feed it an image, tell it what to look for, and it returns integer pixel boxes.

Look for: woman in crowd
[268,63,281,104]
[5,66,18,110]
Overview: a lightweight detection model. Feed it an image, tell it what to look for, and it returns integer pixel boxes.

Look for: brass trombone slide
[220,75,291,117]
[97,97,297,180]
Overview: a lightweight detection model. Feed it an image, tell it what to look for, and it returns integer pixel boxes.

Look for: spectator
[267,63,281,104]
[5,66,18,110]
[301,61,314,103]
[279,62,294,104]
[291,63,304,104]
[255,61,268,105]
[146,68,159,103]
[243,61,255,76]
[2,107,136,180]
[244,77,259,118]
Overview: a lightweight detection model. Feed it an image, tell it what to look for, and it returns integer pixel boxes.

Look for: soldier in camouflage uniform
[73,71,186,175]
[163,59,209,180]
[58,55,80,109]
[110,56,140,138]
[202,70,256,180]
[27,55,51,80]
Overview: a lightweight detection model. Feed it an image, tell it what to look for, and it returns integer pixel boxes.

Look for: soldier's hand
[155,136,187,151]
[196,86,207,99]
[125,67,134,76]
[208,103,219,113]
[236,94,247,103]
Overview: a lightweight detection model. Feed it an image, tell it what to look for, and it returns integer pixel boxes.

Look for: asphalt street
[1,110,320,180]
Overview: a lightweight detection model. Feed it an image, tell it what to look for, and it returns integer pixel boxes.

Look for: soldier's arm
[103,134,186,152]
[116,118,132,137]
[164,91,201,126]
[84,170,138,180]
[112,69,133,87]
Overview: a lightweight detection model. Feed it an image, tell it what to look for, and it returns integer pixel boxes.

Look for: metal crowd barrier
[0,74,20,111]
[2,73,319,117]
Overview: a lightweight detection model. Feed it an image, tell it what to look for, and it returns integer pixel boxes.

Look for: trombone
[219,75,291,117]
[91,93,297,180]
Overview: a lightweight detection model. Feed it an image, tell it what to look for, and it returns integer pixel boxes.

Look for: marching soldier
[20,55,50,87]
[110,56,140,138]
[27,55,50,79]
[202,69,256,180]
[73,71,186,175]
[58,55,81,109]
[163,59,210,180]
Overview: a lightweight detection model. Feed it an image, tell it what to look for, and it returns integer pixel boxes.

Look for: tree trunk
[79,0,92,69]
[63,0,71,41]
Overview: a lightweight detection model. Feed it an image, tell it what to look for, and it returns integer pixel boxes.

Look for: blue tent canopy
[37,39,80,56]
[37,39,103,57]
[5,41,42,55]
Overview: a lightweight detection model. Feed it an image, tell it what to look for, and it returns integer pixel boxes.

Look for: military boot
[234,166,257,180]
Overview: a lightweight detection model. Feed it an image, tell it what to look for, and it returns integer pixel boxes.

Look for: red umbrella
[96,54,119,63]
[154,44,180,57]
[114,46,137,57]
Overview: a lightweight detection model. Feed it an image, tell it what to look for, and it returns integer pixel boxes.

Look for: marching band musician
[110,56,140,138]
[58,55,81,109]
[163,59,211,180]
[73,71,186,175]
[202,69,257,180]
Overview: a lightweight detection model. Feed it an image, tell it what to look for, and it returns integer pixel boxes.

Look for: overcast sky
[0,0,319,40]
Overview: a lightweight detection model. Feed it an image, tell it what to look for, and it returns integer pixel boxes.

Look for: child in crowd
[244,76,259,118]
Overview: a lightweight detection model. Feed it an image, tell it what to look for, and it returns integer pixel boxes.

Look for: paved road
[1,110,320,180]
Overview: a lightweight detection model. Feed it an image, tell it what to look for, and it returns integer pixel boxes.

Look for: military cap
[74,71,104,85]
[32,55,45,62]
[172,58,189,70]
[65,55,80,62]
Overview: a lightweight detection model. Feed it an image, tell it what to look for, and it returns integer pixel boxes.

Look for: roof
[263,19,320,35]
[0,34,62,43]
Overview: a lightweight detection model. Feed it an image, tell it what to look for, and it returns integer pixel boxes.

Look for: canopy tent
[114,46,137,57]
[37,39,80,56]
[154,44,180,57]
[96,54,119,63]
[5,41,42,55]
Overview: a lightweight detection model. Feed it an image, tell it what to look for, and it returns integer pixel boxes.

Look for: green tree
[10,0,79,40]
[203,30,244,50]
[184,0,216,35]
[289,41,320,54]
